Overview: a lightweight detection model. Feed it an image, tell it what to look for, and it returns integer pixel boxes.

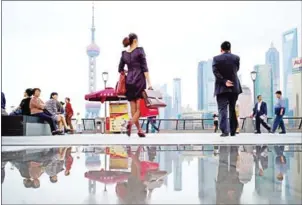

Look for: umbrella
[85,87,126,103]
[84,170,131,184]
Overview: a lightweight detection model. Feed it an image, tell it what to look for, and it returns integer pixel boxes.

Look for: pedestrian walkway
[2,133,301,146]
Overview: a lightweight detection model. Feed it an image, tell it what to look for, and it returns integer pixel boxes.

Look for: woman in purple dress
[118,33,152,137]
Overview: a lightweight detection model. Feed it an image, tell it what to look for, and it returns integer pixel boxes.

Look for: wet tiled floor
[1,145,302,204]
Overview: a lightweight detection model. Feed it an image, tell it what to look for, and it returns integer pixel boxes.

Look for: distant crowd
[1,89,83,135]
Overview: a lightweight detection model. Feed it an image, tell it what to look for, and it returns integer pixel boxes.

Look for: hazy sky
[2,1,301,114]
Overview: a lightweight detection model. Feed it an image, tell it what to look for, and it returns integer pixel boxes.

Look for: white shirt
[257,101,262,111]
[76,115,82,125]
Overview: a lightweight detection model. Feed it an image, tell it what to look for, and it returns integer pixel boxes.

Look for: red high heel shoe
[126,121,132,137]
[138,130,146,138]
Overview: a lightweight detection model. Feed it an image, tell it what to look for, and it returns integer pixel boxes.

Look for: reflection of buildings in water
[198,145,218,204]
[85,152,101,194]
[289,145,302,203]
[156,146,173,186]
[173,151,183,191]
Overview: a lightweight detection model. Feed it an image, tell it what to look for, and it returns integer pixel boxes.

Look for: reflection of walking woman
[116,146,166,204]
[118,33,152,138]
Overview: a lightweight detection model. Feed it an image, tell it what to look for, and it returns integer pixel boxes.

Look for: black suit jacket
[253,101,268,116]
[212,53,242,96]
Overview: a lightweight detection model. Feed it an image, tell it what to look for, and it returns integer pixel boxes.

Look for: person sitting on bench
[18,88,33,116]
[30,88,62,135]
[1,92,8,116]
[45,92,70,133]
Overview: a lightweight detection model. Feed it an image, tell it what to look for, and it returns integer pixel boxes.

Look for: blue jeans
[272,115,286,133]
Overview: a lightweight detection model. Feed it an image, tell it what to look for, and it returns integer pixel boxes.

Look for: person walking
[65,97,74,134]
[118,33,152,138]
[213,113,219,133]
[212,41,242,137]
[146,116,159,133]
[251,95,271,134]
[235,104,240,134]
[271,91,286,134]
[76,112,82,134]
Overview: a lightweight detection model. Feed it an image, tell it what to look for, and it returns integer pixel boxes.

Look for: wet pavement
[1,145,302,204]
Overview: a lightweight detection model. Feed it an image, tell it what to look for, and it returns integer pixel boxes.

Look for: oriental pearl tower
[85,2,101,118]
[87,2,99,93]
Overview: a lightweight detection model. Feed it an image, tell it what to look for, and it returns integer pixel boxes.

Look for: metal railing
[72,116,302,134]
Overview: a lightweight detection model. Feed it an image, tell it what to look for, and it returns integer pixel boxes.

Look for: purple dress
[118,47,148,101]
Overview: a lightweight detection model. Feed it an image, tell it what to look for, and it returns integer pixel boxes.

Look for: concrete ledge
[2,133,302,146]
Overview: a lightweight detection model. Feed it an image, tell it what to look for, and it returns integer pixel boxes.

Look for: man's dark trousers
[216,92,238,135]
[255,115,271,133]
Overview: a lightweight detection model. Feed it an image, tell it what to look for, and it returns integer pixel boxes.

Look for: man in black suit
[251,95,271,134]
[212,41,242,137]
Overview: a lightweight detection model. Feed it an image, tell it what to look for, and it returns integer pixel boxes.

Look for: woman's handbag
[142,89,166,109]
[116,72,126,95]
[140,99,159,117]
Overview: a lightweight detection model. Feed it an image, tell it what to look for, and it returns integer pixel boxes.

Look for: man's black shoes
[220,133,229,137]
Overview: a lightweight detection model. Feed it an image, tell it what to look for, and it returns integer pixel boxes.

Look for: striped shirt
[45,99,60,116]
[274,98,285,109]
[45,160,64,177]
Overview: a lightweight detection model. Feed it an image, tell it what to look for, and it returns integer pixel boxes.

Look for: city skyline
[282,28,298,116]
[2,1,301,114]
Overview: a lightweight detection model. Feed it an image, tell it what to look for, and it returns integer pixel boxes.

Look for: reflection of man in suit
[212,41,242,137]
[216,146,244,204]
[255,146,269,177]
[251,95,271,134]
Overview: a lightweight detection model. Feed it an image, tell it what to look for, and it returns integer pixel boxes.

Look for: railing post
[241,118,245,130]
[183,119,186,130]
[158,119,162,130]
[82,119,86,131]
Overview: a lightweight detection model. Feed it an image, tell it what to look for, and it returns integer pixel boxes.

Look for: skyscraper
[206,59,216,112]
[282,28,298,114]
[173,78,182,118]
[237,85,253,117]
[85,3,101,118]
[292,57,302,117]
[197,61,206,111]
[254,65,273,117]
[155,84,172,129]
[265,42,280,110]
[197,60,217,112]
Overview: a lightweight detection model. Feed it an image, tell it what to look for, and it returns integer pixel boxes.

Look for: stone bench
[1,115,52,136]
